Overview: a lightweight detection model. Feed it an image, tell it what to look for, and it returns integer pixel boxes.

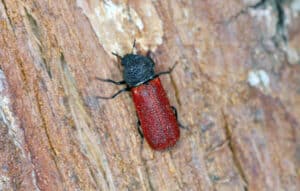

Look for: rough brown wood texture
[0,0,299,190]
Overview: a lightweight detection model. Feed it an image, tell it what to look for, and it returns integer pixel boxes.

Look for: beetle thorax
[122,54,155,87]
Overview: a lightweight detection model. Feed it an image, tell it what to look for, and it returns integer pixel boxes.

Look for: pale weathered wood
[0,0,299,190]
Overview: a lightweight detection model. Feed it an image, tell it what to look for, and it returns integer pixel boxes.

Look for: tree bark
[0,0,299,190]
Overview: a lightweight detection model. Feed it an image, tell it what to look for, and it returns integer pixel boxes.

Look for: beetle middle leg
[171,106,187,129]
[95,87,130,99]
[95,77,129,99]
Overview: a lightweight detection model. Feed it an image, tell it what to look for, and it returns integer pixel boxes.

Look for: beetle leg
[171,106,187,129]
[136,119,146,149]
[95,77,126,85]
[137,120,144,138]
[111,52,122,59]
[171,106,178,119]
[146,50,156,66]
[96,87,130,99]
[131,39,136,53]
[155,61,178,77]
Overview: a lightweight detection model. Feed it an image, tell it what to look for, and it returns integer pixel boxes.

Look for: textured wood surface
[0,0,299,190]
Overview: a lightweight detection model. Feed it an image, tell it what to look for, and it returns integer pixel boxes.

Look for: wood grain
[0,0,299,190]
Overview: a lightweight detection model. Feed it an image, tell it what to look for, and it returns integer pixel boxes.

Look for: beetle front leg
[95,77,126,85]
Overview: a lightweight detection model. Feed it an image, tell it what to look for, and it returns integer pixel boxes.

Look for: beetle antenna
[131,39,136,53]
[155,61,179,77]
[112,52,122,60]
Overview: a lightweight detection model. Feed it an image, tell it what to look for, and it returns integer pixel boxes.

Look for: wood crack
[222,110,249,191]
[24,7,52,79]
[140,150,155,191]
[1,0,15,32]
[169,73,181,106]
[34,77,64,185]
[220,0,267,24]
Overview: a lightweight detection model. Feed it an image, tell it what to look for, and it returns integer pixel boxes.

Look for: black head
[120,54,155,87]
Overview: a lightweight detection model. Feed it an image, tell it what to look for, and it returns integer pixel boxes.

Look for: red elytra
[131,78,180,150]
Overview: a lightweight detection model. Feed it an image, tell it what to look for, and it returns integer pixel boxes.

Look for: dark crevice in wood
[168,151,184,189]
[222,0,288,50]
[220,0,267,25]
[59,52,113,189]
[140,152,155,191]
[16,57,29,92]
[274,0,287,42]
[24,7,52,79]
[204,139,229,156]
[1,0,15,33]
[88,167,101,189]
[24,7,41,42]
[35,81,58,156]
[222,110,249,191]
[34,78,65,186]
[251,0,268,9]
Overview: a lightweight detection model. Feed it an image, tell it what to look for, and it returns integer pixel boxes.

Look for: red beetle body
[97,51,181,150]
[131,78,180,150]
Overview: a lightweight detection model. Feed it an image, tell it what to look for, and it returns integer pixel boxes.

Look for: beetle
[96,43,182,150]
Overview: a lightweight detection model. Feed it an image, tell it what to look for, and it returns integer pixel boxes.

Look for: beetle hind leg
[171,106,187,129]
[137,120,144,138]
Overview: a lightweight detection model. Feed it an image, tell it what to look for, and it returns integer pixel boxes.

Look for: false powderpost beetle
[96,42,181,150]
